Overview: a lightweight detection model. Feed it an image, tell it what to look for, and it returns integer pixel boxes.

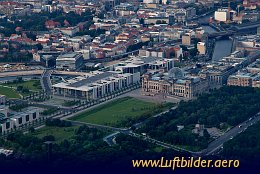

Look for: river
[212,39,233,62]
[202,26,217,34]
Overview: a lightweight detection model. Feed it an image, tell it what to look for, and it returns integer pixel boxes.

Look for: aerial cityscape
[0,0,259,173]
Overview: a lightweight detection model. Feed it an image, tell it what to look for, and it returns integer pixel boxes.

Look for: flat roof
[69,72,116,88]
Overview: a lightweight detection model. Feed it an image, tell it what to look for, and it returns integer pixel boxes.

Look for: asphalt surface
[41,69,52,94]
[103,132,120,146]
[204,112,260,156]
[97,107,260,157]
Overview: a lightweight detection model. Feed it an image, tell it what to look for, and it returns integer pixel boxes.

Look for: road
[97,105,260,157]
[40,69,52,94]
[0,70,88,78]
[204,112,260,156]
[103,132,120,146]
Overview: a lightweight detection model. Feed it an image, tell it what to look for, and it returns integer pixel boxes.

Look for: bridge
[208,31,235,38]
[234,21,260,31]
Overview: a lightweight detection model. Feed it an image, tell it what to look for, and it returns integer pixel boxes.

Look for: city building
[0,95,6,105]
[0,107,40,134]
[143,0,160,4]
[228,72,260,88]
[104,0,120,9]
[52,71,140,100]
[59,26,79,37]
[228,72,254,87]
[247,59,260,74]
[182,33,191,46]
[197,42,206,55]
[214,8,230,22]
[199,65,237,89]
[110,56,174,75]
[142,71,209,99]
[56,53,84,70]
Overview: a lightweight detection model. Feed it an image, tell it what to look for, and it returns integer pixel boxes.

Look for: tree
[29,127,35,133]
[203,129,210,139]
[17,77,23,82]
[156,20,162,24]
[17,86,23,91]
[189,48,198,57]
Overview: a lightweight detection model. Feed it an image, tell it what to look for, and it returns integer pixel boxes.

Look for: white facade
[0,95,6,105]
[197,42,206,55]
[53,71,140,100]
[0,108,40,134]
[143,0,160,3]
[214,10,229,22]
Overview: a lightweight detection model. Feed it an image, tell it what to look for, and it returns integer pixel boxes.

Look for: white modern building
[0,107,40,134]
[110,56,174,75]
[214,8,230,22]
[0,95,6,105]
[52,71,140,100]
[56,53,84,70]
[143,0,160,4]
[197,42,206,55]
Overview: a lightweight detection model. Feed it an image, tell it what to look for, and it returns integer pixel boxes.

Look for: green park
[0,85,20,98]
[32,126,79,143]
[70,97,173,127]
[0,79,42,98]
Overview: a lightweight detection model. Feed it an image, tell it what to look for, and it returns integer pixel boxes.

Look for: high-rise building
[197,42,206,55]
[214,8,230,22]
[182,34,191,46]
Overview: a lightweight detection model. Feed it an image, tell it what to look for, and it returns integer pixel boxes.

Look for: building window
[6,122,10,129]
[33,112,37,119]
[26,115,29,122]
[19,117,22,124]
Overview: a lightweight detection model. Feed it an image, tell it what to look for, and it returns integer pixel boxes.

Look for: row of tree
[137,86,260,149]
[0,125,189,171]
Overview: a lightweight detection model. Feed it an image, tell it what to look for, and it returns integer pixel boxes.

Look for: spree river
[212,39,233,62]
[202,26,233,62]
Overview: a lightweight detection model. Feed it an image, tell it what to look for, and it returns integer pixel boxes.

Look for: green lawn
[33,126,78,143]
[70,97,172,127]
[5,80,42,91]
[0,85,20,98]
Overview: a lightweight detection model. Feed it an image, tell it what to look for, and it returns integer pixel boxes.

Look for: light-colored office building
[0,95,6,105]
[0,107,40,134]
[197,42,206,55]
[214,8,230,22]
[182,34,191,46]
[228,71,260,88]
[53,71,140,100]
[56,53,84,70]
[111,56,174,75]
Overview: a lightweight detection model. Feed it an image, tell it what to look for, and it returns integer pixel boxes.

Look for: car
[249,117,252,121]
[239,125,242,128]
[230,136,233,140]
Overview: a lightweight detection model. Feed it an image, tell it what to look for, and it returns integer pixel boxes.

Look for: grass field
[0,85,20,98]
[5,80,42,91]
[70,97,172,127]
[33,126,78,143]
